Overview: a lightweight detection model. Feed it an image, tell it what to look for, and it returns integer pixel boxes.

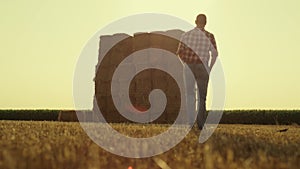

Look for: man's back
[177,27,218,66]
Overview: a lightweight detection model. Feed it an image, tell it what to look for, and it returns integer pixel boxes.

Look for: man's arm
[209,34,218,71]
[176,41,187,58]
[176,42,182,56]
[209,56,217,71]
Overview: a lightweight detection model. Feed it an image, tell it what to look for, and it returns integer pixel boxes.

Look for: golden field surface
[0,121,299,169]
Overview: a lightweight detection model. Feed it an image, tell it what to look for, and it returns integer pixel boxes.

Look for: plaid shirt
[177,27,218,64]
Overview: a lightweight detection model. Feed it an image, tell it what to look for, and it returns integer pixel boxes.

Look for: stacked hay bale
[94,30,185,123]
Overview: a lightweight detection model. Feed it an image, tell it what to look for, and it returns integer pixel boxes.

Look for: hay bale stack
[94,30,185,123]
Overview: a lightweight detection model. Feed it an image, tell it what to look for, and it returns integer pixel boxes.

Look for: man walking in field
[177,14,218,129]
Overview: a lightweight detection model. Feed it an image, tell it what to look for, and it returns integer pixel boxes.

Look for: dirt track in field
[0,121,299,169]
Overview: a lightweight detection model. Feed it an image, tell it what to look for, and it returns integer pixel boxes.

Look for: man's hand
[209,56,217,73]
[208,66,213,74]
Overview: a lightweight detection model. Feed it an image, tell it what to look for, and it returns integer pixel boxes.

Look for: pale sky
[1,0,300,109]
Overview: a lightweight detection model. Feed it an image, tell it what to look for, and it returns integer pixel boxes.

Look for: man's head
[195,14,207,28]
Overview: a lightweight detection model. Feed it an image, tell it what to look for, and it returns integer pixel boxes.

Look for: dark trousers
[186,63,209,129]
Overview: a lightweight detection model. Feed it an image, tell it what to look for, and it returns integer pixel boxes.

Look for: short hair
[196,14,207,25]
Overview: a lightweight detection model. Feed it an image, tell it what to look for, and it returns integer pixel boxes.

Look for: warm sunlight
[0,0,300,109]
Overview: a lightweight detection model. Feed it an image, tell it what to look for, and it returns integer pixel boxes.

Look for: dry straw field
[0,120,299,169]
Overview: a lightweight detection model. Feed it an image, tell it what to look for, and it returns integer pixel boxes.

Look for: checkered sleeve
[176,41,185,56]
[209,34,218,58]
[176,35,189,59]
